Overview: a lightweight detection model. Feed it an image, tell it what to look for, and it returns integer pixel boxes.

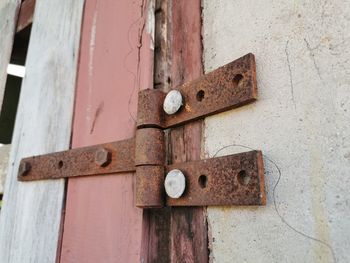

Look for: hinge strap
[137,53,257,129]
[17,53,266,208]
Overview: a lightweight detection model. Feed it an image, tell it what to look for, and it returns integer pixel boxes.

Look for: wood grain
[59,1,155,262]
[0,0,21,115]
[0,0,84,262]
[143,0,208,262]
[140,1,171,262]
[169,1,208,262]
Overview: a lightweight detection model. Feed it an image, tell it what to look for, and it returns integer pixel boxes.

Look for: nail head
[163,90,183,115]
[164,169,186,198]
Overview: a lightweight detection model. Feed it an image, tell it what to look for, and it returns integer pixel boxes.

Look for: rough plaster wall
[203,1,350,262]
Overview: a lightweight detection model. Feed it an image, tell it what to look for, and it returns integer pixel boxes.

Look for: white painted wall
[203,1,350,262]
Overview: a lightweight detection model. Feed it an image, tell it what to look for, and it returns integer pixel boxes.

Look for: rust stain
[18,52,265,210]
[137,53,258,129]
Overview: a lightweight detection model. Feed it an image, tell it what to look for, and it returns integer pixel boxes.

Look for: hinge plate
[17,53,266,208]
[137,53,257,129]
[18,139,135,181]
[18,147,266,206]
[166,151,265,206]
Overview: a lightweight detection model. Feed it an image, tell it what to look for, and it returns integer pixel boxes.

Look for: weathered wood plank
[59,1,155,262]
[0,0,21,114]
[16,0,36,33]
[169,1,208,262]
[143,0,208,262]
[0,0,84,262]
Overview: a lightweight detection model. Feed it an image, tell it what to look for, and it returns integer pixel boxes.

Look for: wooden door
[59,1,154,262]
[59,0,208,262]
[0,0,84,262]
[0,1,208,262]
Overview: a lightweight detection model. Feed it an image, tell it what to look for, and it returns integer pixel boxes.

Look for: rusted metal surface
[135,166,165,208]
[135,128,165,166]
[137,53,257,129]
[18,138,135,181]
[17,139,265,207]
[17,51,265,208]
[137,89,165,128]
[166,150,266,206]
[18,161,31,177]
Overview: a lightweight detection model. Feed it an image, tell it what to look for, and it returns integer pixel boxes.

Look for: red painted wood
[16,0,35,32]
[60,1,154,262]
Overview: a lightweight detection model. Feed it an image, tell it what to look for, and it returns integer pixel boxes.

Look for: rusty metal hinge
[17,53,266,208]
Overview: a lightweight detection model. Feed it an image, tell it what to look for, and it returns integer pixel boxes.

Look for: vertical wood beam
[169,1,208,262]
[143,0,208,262]
[0,0,84,262]
[0,0,21,113]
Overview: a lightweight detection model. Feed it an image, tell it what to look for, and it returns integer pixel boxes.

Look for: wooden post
[0,0,21,112]
[169,1,208,261]
[0,0,84,262]
[142,1,208,262]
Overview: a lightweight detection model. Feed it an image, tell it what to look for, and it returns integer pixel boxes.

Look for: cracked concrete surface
[202,0,350,262]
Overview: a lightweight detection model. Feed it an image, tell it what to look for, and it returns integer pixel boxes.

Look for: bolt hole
[237,170,250,186]
[58,160,64,169]
[198,175,207,188]
[196,90,205,102]
[233,74,243,86]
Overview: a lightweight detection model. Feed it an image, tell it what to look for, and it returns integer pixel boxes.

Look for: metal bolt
[163,90,183,115]
[18,161,31,177]
[94,148,111,167]
[164,169,186,199]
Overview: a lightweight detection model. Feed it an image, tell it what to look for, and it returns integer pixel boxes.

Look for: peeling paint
[146,0,155,50]
[86,8,98,127]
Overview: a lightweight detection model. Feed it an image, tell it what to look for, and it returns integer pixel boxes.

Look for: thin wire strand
[212,144,336,263]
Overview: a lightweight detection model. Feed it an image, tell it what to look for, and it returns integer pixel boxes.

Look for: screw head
[94,148,111,167]
[164,169,186,199]
[163,90,183,115]
[18,161,31,177]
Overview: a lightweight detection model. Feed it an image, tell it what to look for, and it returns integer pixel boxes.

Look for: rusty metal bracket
[17,53,266,208]
[18,139,136,181]
[137,53,257,128]
[166,151,265,206]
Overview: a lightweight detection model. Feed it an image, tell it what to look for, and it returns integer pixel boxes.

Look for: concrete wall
[202,1,350,262]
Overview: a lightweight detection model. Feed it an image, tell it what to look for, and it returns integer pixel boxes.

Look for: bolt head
[163,90,183,115]
[164,169,186,199]
[95,148,111,167]
[18,161,31,177]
